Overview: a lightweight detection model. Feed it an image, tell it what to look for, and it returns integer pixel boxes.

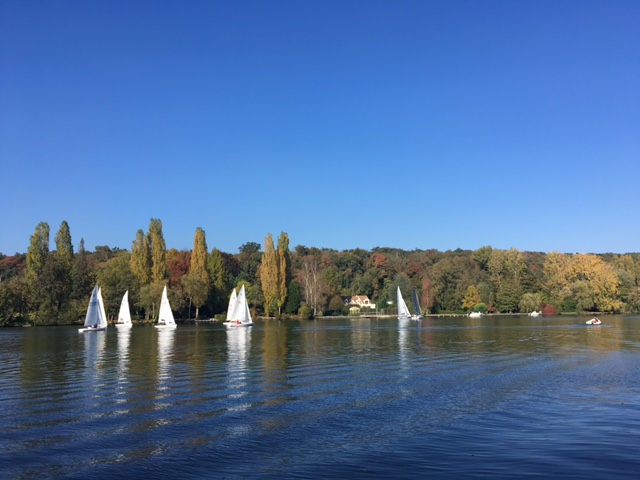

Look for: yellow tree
[130,229,151,286]
[462,285,482,311]
[260,233,278,317]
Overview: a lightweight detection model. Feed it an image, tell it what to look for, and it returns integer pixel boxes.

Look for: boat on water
[468,311,483,318]
[79,285,108,333]
[397,286,412,320]
[411,287,423,320]
[115,291,132,328]
[528,311,541,317]
[223,285,253,327]
[155,285,177,329]
[586,317,602,325]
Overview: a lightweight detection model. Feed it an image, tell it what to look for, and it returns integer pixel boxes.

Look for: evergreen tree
[276,232,291,316]
[148,218,167,283]
[284,280,302,314]
[130,229,151,286]
[260,233,279,317]
[71,239,93,301]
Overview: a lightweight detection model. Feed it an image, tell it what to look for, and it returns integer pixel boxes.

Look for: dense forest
[1,219,639,326]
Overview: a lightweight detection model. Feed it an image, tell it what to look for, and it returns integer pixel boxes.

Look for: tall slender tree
[130,229,151,286]
[25,222,50,321]
[209,248,231,313]
[148,218,167,283]
[276,232,291,316]
[54,221,73,269]
[183,227,210,318]
[260,234,278,317]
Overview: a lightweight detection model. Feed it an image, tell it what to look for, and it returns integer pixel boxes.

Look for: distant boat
[586,317,602,325]
[397,286,412,320]
[79,285,108,333]
[154,286,177,329]
[528,311,541,317]
[468,311,483,318]
[115,291,132,328]
[411,287,423,320]
[224,285,253,327]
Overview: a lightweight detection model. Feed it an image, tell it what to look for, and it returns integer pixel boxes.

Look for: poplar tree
[71,238,92,301]
[130,229,151,285]
[26,222,50,291]
[54,221,73,269]
[260,233,278,317]
[26,222,50,318]
[183,227,210,318]
[209,248,230,313]
[276,232,291,316]
[148,218,167,283]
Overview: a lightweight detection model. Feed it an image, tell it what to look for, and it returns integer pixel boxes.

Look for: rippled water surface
[2,316,640,479]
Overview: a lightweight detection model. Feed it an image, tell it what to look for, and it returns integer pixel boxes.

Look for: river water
[2,315,640,479]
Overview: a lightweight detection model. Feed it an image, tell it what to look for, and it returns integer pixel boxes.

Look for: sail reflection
[226,327,251,409]
[157,329,175,391]
[82,330,106,403]
[115,327,131,405]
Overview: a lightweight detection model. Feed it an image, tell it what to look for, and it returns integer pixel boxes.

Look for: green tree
[260,233,279,317]
[148,218,167,283]
[276,232,291,316]
[208,248,231,314]
[25,222,50,323]
[183,227,210,318]
[519,292,542,313]
[284,280,302,314]
[96,252,135,320]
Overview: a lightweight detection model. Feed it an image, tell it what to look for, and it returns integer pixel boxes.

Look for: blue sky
[1,0,639,256]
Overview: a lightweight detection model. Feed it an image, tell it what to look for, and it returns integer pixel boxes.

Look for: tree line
[1,219,639,326]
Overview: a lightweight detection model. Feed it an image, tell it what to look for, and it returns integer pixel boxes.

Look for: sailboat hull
[224,321,253,328]
[78,326,106,333]
[115,323,132,328]
[154,324,177,329]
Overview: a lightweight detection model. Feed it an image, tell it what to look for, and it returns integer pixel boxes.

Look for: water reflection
[350,318,372,354]
[116,327,131,406]
[226,327,252,422]
[157,329,175,384]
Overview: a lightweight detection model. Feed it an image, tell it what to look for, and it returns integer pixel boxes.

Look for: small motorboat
[586,318,602,325]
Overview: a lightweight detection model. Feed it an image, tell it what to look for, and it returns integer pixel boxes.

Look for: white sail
[397,286,411,320]
[116,291,132,326]
[225,285,253,327]
[80,285,107,332]
[226,288,238,321]
[155,285,176,328]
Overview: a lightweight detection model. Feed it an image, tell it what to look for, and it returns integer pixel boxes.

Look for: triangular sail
[226,288,238,321]
[411,287,422,317]
[97,287,108,328]
[230,285,252,324]
[158,286,176,325]
[84,285,108,328]
[117,291,132,325]
[397,286,411,319]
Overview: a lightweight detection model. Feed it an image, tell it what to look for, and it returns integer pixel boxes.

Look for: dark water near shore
[2,315,640,479]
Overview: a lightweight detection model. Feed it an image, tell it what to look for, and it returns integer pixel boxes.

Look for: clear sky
[1,0,639,256]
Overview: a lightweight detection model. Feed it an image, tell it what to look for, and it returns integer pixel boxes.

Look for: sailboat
[411,287,423,320]
[154,285,177,329]
[79,285,108,332]
[115,291,132,328]
[226,288,237,321]
[397,286,412,320]
[224,285,253,327]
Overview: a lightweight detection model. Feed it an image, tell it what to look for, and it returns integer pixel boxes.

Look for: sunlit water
[2,316,640,479]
